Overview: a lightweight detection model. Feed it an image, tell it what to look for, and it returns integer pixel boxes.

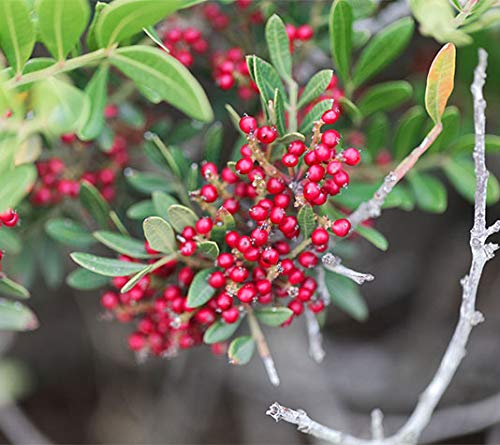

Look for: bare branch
[304,309,325,364]
[267,49,496,445]
[371,409,384,441]
[322,254,375,285]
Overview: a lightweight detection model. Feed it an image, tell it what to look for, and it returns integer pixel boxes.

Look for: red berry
[221,167,238,183]
[195,308,216,325]
[201,162,218,179]
[304,150,319,166]
[183,27,201,43]
[303,181,321,201]
[243,247,260,262]
[298,251,318,268]
[223,198,239,214]
[282,153,299,167]
[222,307,240,324]
[225,231,239,248]
[249,205,268,221]
[217,253,235,268]
[236,157,253,174]
[251,228,268,246]
[333,170,350,187]
[274,193,291,209]
[237,235,252,253]
[256,279,271,295]
[208,271,226,288]
[182,226,196,240]
[180,240,197,256]
[128,333,146,351]
[307,165,325,182]
[255,126,277,144]
[322,107,340,124]
[309,299,325,313]
[296,24,313,41]
[311,227,329,245]
[331,218,351,237]
[229,266,249,283]
[285,24,296,41]
[260,247,279,265]
[101,291,119,310]
[288,299,304,316]
[239,115,257,134]
[200,184,218,202]
[326,160,342,176]
[343,147,361,166]
[196,217,213,235]
[288,140,306,156]
[267,177,285,194]
[216,292,233,310]
[279,216,298,234]
[312,191,327,206]
[217,73,234,90]
[321,129,340,147]
[237,284,257,303]
[315,143,333,162]
[270,207,285,224]
[289,269,305,285]
[297,287,313,302]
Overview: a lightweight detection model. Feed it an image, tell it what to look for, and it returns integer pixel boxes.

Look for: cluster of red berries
[99,110,361,357]
[285,23,314,52]
[203,2,263,31]
[159,26,208,67]
[212,47,258,100]
[31,134,128,206]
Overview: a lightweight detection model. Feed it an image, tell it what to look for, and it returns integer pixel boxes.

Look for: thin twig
[267,49,499,445]
[304,309,325,364]
[321,254,374,285]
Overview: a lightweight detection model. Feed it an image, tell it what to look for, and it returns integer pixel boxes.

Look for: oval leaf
[329,0,353,82]
[70,252,146,277]
[143,216,176,253]
[66,268,109,290]
[0,299,38,331]
[45,218,94,248]
[298,205,316,239]
[0,164,37,213]
[167,205,198,233]
[425,43,456,124]
[0,276,30,299]
[265,14,292,80]
[228,336,255,365]
[407,172,447,213]
[298,70,333,108]
[254,307,293,327]
[186,268,216,308]
[357,81,413,117]
[94,231,151,258]
[203,317,242,344]
[79,180,110,228]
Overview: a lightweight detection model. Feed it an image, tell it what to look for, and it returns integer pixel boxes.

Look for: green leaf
[298,205,316,238]
[119,102,145,128]
[125,170,172,194]
[36,0,90,60]
[407,172,447,213]
[204,317,242,344]
[300,99,334,135]
[70,252,146,277]
[0,275,30,299]
[443,157,500,205]
[66,268,109,290]
[204,122,223,165]
[152,191,178,220]
[86,2,107,52]
[186,268,217,308]
[366,113,389,154]
[94,231,151,258]
[95,0,193,48]
[211,207,236,244]
[323,269,368,321]
[120,264,153,293]
[197,241,220,260]
[32,77,90,135]
[429,106,460,153]
[247,55,286,107]
[357,81,413,117]
[273,88,286,136]
[143,216,176,253]
[0,299,38,331]
[228,336,255,365]
[352,17,414,88]
[355,224,388,251]
[329,0,353,82]
[0,0,35,74]
[79,64,109,141]
[38,236,64,289]
[110,46,213,122]
[79,180,110,228]
[298,70,333,108]
[45,218,94,248]
[167,205,197,233]
[0,164,37,213]
[265,14,292,80]
[393,106,426,160]
[0,230,22,255]
[126,200,155,221]
[453,134,500,154]
[425,43,456,124]
[254,307,293,326]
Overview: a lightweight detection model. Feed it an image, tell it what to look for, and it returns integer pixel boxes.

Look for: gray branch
[322,254,375,285]
[304,309,325,364]
[267,49,500,445]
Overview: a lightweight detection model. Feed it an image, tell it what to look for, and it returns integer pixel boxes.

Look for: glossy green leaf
[0,299,38,331]
[355,224,388,251]
[70,252,146,277]
[429,106,460,153]
[66,268,109,290]
[228,336,255,365]
[0,0,35,74]
[127,200,156,220]
[79,180,110,228]
[453,134,500,154]
[167,205,197,233]
[197,241,220,260]
[94,231,151,258]
[273,88,286,136]
[407,172,447,213]
[95,0,194,47]
[36,0,90,60]
[0,276,30,299]
[357,81,413,117]
[0,164,37,213]
[298,70,333,108]
[152,191,178,220]
[394,106,426,160]
[352,17,414,88]
[298,205,316,239]
[204,122,223,165]
[204,317,242,344]
[329,0,353,82]
[255,307,293,327]
[79,64,109,141]
[45,218,94,248]
[300,99,334,135]
[86,1,107,51]
[186,268,217,308]
[125,170,172,194]
[120,264,153,293]
[110,46,213,122]
[265,14,292,80]
[323,269,368,321]
[143,216,176,253]
[366,113,389,154]
[443,157,500,205]
[247,55,286,107]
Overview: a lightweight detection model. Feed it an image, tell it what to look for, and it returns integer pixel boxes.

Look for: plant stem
[288,80,299,133]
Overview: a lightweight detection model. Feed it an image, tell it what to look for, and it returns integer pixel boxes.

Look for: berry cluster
[159,25,209,67]
[285,23,314,52]
[212,47,258,99]
[31,134,128,206]
[203,2,263,31]
[98,109,362,358]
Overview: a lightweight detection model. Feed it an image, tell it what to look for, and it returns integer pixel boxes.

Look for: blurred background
[1,1,500,444]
